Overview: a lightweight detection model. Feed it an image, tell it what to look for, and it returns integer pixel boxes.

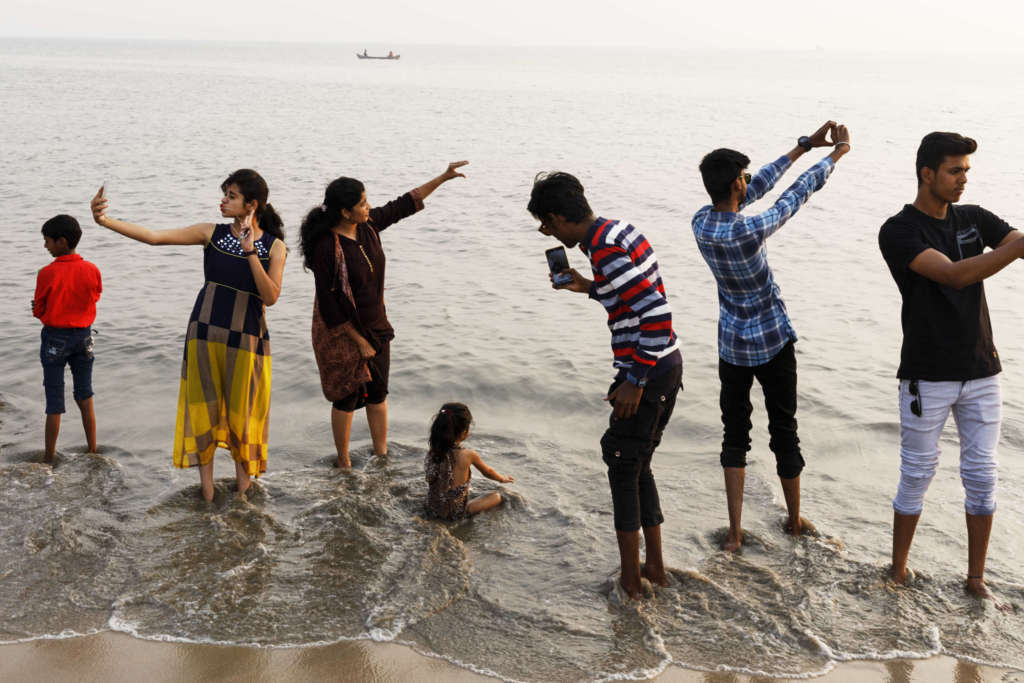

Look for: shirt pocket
[955,225,983,260]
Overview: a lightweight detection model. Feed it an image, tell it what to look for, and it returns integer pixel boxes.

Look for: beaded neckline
[213,225,270,258]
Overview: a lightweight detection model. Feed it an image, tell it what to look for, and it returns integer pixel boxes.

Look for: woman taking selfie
[91,170,286,501]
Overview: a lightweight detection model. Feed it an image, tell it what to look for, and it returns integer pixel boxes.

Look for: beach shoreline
[0,632,1017,682]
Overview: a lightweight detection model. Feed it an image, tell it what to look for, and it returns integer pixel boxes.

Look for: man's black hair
[699,148,751,203]
[528,171,592,223]
[41,214,82,249]
[916,132,977,185]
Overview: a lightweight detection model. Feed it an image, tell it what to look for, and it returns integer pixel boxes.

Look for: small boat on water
[357,52,400,60]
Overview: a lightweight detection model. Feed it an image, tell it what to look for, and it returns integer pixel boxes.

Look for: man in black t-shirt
[878,132,1024,601]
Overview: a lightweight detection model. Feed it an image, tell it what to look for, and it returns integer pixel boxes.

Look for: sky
[2,0,1023,52]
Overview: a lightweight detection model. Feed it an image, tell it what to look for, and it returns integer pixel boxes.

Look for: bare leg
[44,413,61,464]
[467,491,502,516]
[780,475,803,535]
[366,400,388,456]
[891,511,920,584]
[723,466,745,551]
[234,459,252,497]
[616,530,643,599]
[331,407,354,468]
[75,397,97,453]
[965,512,994,598]
[199,461,215,502]
[640,524,668,586]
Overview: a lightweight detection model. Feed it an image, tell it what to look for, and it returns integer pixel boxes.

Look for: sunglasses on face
[741,172,751,184]
[909,379,921,417]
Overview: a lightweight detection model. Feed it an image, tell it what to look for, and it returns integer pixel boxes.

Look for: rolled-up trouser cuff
[892,502,924,516]
[720,448,748,469]
[776,453,805,479]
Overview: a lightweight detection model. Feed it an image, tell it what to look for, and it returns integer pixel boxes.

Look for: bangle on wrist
[834,141,850,149]
[243,249,258,257]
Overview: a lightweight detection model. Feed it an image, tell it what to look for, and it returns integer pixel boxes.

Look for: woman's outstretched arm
[91,187,214,246]
[414,160,468,200]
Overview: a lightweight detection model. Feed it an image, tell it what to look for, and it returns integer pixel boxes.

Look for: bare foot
[618,577,642,600]
[335,456,351,468]
[641,563,668,587]
[722,533,742,553]
[966,577,1012,611]
[890,565,908,585]
[784,516,815,537]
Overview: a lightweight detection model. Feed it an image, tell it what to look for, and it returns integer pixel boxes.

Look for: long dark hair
[298,177,365,270]
[428,402,473,463]
[221,169,285,241]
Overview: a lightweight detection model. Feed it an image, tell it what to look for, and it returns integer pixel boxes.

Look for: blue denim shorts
[40,326,95,414]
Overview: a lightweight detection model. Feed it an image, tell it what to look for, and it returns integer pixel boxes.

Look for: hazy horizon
[3,0,1022,54]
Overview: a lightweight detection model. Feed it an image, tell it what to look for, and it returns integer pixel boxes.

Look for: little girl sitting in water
[425,403,514,520]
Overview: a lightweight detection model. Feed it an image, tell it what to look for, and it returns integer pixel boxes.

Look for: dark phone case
[545,247,570,273]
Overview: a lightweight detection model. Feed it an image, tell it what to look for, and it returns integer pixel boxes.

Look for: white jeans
[893,375,1001,516]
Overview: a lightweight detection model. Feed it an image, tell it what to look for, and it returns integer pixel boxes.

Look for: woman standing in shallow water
[299,161,467,468]
[90,170,287,501]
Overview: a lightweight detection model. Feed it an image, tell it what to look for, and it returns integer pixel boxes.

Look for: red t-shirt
[33,254,102,328]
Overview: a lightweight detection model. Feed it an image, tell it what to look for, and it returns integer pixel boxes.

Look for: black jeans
[600,363,683,532]
[718,341,804,479]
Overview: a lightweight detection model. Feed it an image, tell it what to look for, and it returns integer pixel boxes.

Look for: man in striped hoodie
[530,172,682,600]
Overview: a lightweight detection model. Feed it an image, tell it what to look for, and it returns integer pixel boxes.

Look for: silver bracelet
[835,141,851,148]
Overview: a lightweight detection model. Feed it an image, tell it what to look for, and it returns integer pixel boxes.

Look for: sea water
[1,39,1023,680]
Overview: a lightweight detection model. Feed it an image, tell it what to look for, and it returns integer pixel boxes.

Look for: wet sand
[0,633,1015,682]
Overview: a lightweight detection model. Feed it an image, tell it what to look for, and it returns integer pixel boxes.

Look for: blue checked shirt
[691,154,835,367]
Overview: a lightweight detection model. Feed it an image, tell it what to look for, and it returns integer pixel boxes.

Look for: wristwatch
[797,136,813,151]
[627,373,647,388]
[243,249,258,257]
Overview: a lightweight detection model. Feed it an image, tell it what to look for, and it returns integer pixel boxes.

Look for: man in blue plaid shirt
[692,121,851,552]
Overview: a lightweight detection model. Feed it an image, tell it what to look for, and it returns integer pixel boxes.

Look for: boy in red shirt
[33,215,102,463]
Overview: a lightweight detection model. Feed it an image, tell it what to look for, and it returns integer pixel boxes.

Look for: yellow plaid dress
[173,225,275,476]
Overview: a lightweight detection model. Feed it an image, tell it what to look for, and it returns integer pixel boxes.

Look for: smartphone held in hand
[545,246,573,286]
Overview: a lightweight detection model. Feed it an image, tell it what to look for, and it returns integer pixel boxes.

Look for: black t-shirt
[878,203,1013,381]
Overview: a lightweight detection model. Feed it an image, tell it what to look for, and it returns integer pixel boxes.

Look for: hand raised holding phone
[545,246,591,293]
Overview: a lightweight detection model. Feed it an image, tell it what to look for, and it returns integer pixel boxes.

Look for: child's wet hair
[429,402,472,463]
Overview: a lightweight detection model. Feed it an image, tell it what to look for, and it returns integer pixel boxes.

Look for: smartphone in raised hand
[545,246,573,286]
